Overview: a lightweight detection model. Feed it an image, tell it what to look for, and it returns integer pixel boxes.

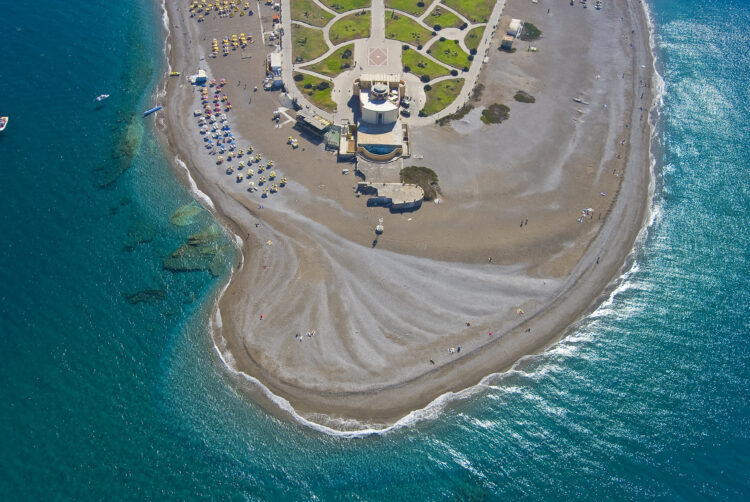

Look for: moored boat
[0,116,7,131]
[95,94,110,102]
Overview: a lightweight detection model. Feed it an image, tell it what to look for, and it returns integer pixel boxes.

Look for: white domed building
[353,74,408,161]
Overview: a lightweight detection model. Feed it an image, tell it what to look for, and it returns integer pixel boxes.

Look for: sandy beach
[157,0,656,429]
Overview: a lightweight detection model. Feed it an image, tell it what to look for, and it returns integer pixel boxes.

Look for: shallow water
[1,0,748,498]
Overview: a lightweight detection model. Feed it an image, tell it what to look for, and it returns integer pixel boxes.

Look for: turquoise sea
[1,0,748,499]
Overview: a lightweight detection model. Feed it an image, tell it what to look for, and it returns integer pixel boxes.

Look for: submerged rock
[96,112,142,188]
[124,288,166,304]
[170,202,203,226]
[124,219,156,250]
[187,223,223,245]
[163,224,230,277]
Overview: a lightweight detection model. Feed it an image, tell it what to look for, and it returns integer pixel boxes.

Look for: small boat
[0,116,7,132]
[95,94,110,102]
[143,105,162,116]
[169,71,181,77]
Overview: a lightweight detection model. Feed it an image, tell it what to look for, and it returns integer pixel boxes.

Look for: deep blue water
[1,0,748,499]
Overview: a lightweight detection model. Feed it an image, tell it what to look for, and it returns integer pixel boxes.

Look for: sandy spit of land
[157,0,656,429]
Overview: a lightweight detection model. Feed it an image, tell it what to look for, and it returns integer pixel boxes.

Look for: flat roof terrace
[366,182,424,206]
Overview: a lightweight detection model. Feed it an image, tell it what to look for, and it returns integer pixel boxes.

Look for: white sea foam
[173,156,216,210]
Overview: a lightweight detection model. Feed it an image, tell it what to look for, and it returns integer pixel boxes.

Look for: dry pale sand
[159,0,656,429]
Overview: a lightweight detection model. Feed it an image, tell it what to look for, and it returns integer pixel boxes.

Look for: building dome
[371,82,388,100]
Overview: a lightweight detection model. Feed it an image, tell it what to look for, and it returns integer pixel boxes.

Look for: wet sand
[158,0,656,429]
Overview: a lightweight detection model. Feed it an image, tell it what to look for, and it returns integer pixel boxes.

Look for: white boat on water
[0,116,7,132]
[95,94,110,102]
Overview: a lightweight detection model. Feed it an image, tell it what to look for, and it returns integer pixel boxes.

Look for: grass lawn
[293,72,336,111]
[304,44,354,77]
[329,12,371,44]
[442,0,495,23]
[319,0,371,13]
[385,0,437,16]
[464,25,484,51]
[385,11,433,46]
[291,0,335,27]
[426,5,463,30]
[402,48,452,80]
[292,24,328,62]
[421,78,464,115]
[427,38,471,69]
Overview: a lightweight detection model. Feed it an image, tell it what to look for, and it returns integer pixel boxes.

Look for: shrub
[423,84,432,91]
[468,55,474,61]
[439,36,446,42]
[293,73,304,82]
[460,23,468,30]
[514,90,536,103]
[470,48,477,55]
[417,44,423,50]
[462,66,469,72]
[400,165,440,201]
[403,44,409,51]
[403,65,411,72]
[520,23,542,41]
[417,1,425,6]
[304,83,312,89]
[317,81,330,91]
[420,74,431,83]
[481,103,510,124]
[342,48,352,59]
[450,69,458,76]
[434,25,442,31]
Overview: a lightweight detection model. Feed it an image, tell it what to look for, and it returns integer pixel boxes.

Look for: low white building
[508,18,523,38]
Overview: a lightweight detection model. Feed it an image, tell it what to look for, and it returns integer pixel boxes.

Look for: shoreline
[156,0,661,433]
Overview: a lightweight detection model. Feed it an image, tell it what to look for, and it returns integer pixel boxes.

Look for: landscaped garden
[384,0,437,16]
[402,47,452,81]
[464,25,484,51]
[304,44,355,78]
[426,5,463,30]
[427,38,471,69]
[292,24,329,62]
[385,11,433,46]
[442,0,495,23]
[329,11,371,44]
[319,0,372,13]
[421,78,465,115]
[291,0,336,27]
[293,72,337,111]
